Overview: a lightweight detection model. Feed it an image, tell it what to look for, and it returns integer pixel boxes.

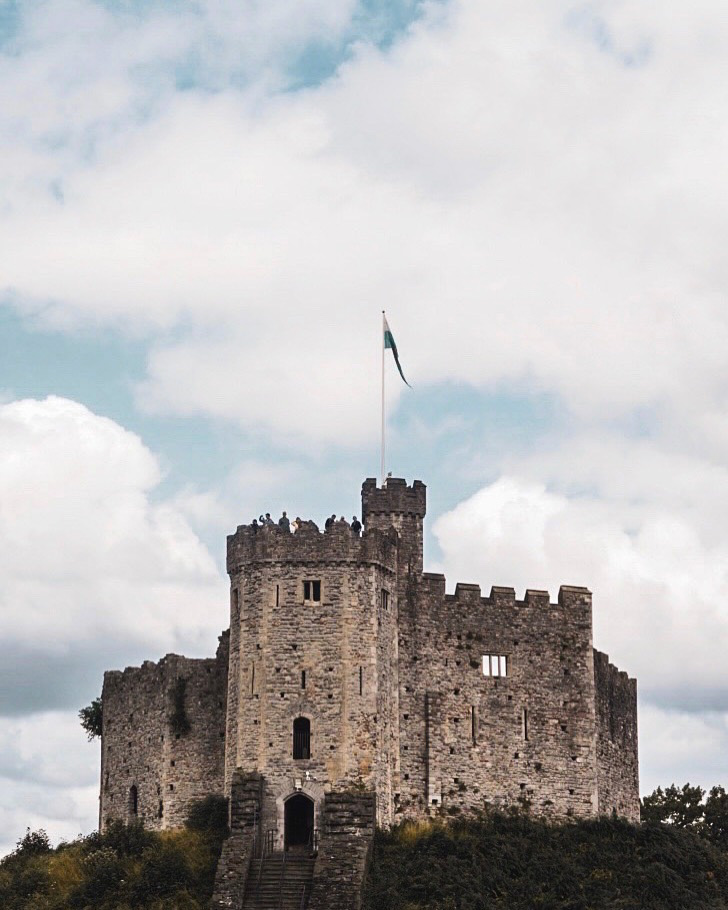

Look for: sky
[1,0,728,855]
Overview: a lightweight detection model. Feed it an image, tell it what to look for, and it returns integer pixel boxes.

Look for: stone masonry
[100,477,639,904]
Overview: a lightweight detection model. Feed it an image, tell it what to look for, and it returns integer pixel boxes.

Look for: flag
[383,315,411,387]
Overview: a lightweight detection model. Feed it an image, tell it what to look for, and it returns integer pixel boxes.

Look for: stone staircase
[243,851,315,910]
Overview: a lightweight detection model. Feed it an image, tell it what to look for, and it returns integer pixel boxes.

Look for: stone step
[242,853,315,910]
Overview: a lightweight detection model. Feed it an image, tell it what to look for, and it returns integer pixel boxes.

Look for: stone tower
[223,508,402,845]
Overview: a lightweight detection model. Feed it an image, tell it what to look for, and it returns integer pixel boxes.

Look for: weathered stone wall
[307,790,376,910]
[100,635,228,830]
[397,580,599,821]
[225,520,400,837]
[211,771,262,909]
[594,649,639,821]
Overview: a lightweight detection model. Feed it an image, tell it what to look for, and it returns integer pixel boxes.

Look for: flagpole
[381,310,386,487]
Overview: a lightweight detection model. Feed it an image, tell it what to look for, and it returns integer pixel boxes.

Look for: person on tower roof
[351,516,362,535]
[278,511,290,531]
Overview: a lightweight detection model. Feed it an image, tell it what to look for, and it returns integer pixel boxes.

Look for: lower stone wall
[307,790,376,910]
[211,771,262,909]
[594,650,639,821]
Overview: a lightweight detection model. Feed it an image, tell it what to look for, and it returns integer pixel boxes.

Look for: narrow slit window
[471,706,477,744]
[129,785,138,817]
[276,584,280,607]
[251,662,255,695]
[359,666,363,696]
[301,670,306,690]
[522,707,529,741]
[381,589,389,611]
[482,654,508,677]
[303,580,321,603]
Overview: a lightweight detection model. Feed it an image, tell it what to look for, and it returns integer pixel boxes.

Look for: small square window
[303,580,321,602]
[482,654,508,677]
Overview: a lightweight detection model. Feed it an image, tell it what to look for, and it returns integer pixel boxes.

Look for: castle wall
[594,650,639,821]
[100,475,639,850]
[225,520,400,839]
[100,637,228,830]
[398,580,599,820]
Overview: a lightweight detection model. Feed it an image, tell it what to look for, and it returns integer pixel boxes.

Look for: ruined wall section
[308,790,376,910]
[225,521,399,836]
[100,636,228,830]
[594,650,639,821]
[398,583,599,821]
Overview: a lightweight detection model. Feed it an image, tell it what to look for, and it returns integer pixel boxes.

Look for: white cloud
[0,711,99,855]
[639,704,728,795]
[2,0,728,447]
[0,396,227,713]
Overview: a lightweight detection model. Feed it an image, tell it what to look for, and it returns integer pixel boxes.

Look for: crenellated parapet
[226,522,399,576]
[361,476,426,521]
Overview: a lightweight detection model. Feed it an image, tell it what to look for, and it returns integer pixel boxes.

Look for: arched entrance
[284,792,314,850]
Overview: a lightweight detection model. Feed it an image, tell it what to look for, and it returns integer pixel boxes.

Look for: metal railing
[277,845,287,910]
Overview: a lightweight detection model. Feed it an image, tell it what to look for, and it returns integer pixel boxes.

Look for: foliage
[79,697,103,741]
[13,830,52,858]
[642,783,728,850]
[170,677,191,736]
[641,783,706,828]
[0,817,225,910]
[363,810,728,910]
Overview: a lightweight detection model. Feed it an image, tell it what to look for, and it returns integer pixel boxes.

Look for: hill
[5,797,728,909]
[362,812,728,910]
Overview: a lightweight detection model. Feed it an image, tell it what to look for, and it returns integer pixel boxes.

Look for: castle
[100,478,638,908]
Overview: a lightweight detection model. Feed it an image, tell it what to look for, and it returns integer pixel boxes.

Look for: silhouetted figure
[264,513,274,526]
[251,518,259,533]
[351,516,362,535]
[325,514,336,530]
[278,511,290,531]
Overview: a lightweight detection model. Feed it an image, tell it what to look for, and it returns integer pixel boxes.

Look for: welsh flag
[383,315,411,387]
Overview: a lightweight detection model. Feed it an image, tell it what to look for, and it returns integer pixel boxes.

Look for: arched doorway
[284,792,314,850]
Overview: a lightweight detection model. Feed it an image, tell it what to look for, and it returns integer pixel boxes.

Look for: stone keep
[100,477,639,843]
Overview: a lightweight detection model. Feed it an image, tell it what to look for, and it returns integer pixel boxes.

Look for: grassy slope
[363,814,728,910]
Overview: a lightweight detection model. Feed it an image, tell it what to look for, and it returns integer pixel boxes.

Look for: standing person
[351,516,362,535]
[292,517,302,533]
[325,514,336,531]
[264,513,275,526]
[251,518,259,533]
[278,511,290,531]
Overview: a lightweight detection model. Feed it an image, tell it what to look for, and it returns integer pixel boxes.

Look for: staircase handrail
[299,883,308,910]
[277,847,287,910]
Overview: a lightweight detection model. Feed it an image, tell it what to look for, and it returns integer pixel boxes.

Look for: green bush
[364,812,728,910]
[0,820,222,910]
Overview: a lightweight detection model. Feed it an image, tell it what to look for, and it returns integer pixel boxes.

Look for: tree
[702,786,728,849]
[79,696,103,740]
[641,783,705,828]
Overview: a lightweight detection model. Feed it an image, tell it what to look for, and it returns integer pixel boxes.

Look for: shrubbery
[363,810,728,910]
[0,798,228,910]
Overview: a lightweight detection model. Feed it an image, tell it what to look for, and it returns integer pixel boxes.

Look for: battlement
[226,521,398,576]
[361,477,426,522]
[440,584,592,610]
